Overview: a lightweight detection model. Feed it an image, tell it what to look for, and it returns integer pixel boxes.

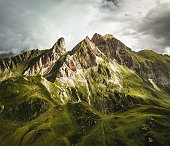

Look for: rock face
[0,49,41,72]
[92,33,170,86]
[0,38,66,81]
[46,36,104,82]
[0,49,43,81]
[24,37,66,76]
[92,33,132,66]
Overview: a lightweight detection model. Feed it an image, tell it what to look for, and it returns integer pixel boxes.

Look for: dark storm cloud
[127,2,170,54]
[137,4,170,47]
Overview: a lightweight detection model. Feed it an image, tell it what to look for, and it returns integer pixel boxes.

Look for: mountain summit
[0,33,170,146]
[23,37,66,76]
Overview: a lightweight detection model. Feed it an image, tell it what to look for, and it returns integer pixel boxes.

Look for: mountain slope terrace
[0,33,170,145]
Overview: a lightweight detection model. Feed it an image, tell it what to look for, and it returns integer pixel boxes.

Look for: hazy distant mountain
[0,52,15,59]
[0,34,170,146]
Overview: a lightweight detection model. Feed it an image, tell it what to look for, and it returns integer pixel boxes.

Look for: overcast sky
[0,0,170,55]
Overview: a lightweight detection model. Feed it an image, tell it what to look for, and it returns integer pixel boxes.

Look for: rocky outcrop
[46,36,104,82]
[0,49,43,81]
[0,49,42,72]
[91,33,133,66]
[91,33,170,87]
[24,37,66,76]
[0,37,66,81]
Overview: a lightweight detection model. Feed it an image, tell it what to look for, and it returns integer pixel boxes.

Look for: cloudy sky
[0,0,170,55]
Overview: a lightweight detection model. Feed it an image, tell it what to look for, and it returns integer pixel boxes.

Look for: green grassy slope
[1,102,170,146]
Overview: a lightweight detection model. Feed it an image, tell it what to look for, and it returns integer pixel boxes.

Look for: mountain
[0,34,170,146]
[0,52,15,59]
[91,33,170,87]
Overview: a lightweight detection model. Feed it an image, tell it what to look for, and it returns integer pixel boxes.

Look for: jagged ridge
[92,33,170,87]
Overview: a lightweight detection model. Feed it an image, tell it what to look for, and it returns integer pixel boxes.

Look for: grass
[0,75,56,105]
[1,98,170,146]
[136,50,170,80]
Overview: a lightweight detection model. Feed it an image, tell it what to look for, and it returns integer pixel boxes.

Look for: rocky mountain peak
[84,36,91,41]
[91,33,132,63]
[103,34,115,39]
[92,33,170,87]
[92,33,115,41]
[23,37,67,77]
[52,37,66,54]
[46,36,105,82]
[92,33,102,39]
